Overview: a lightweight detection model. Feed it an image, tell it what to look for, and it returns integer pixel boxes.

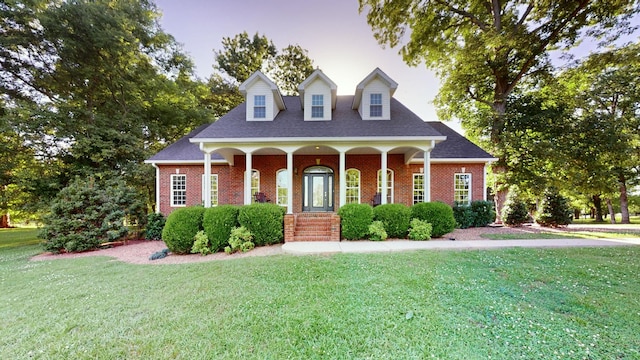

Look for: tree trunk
[606,198,616,224]
[592,194,604,222]
[0,213,10,228]
[619,173,630,224]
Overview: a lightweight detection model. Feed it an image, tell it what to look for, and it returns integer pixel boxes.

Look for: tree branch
[516,2,535,29]
[434,0,489,31]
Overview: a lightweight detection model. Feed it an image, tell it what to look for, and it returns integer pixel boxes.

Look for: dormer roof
[239,71,286,111]
[351,68,398,110]
[298,69,338,109]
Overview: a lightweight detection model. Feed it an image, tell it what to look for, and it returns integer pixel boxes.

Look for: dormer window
[254,95,266,118]
[311,95,324,118]
[370,93,382,117]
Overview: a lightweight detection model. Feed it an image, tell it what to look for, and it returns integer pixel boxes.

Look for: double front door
[302,166,334,212]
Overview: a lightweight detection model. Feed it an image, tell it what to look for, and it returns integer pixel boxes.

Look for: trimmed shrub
[203,205,239,252]
[191,230,212,256]
[411,202,456,238]
[237,203,285,246]
[471,201,495,227]
[338,203,374,240]
[373,203,411,239]
[145,212,165,240]
[368,220,387,241]
[40,178,145,253]
[453,204,475,229]
[502,195,531,226]
[225,226,255,254]
[162,206,205,254]
[408,218,432,240]
[536,188,573,227]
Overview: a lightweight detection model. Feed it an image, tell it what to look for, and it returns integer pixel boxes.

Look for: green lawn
[1,237,639,359]
[0,227,41,248]
[483,231,640,240]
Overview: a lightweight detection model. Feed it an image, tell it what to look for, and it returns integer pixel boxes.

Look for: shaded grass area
[1,244,639,359]
[0,228,41,248]
[573,215,640,225]
[483,231,640,240]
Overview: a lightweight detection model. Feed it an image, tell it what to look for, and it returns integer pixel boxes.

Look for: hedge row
[162,203,285,254]
[339,202,457,240]
[452,201,495,229]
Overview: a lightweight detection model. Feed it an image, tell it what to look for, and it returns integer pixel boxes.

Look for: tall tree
[359,0,639,218]
[214,32,314,95]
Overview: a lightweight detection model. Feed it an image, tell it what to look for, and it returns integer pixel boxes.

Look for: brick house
[145,68,496,241]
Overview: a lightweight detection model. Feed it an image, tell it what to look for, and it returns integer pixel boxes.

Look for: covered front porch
[198,141,438,215]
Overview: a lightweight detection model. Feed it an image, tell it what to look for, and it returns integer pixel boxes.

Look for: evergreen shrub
[502,195,531,226]
[471,200,495,227]
[373,203,411,238]
[337,203,374,240]
[203,205,239,252]
[225,226,254,254]
[411,202,456,237]
[452,204,475,229]
[162,206,205,254]
[145,212,165,240]
[237,203,285,246]
[191,230,211,256]
[40,178,145,253]
[536,188,573,227]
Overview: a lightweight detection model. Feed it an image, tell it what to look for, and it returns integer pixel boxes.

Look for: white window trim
[377,169,394,203]
[201,174,219,206]
[370,93,383,117]
[254,95,266,119]
[245,169,260,203]
[454,173,472,205]
[170,174,187,207]
[311,94,324,118]
[345,168,361,204]
[276,169,288,206]
[412,173,425,205]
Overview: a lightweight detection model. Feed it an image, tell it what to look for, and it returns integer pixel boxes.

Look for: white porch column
[380,150,388,205]
[339,151,346,208]
[423,150,431,202]
[244,151,253,205]
[203,151,212,207]
[152,164,160,213]
[287,151,293,214]
[483,163,488,201]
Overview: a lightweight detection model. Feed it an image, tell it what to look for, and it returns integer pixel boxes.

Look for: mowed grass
[0,228,41,248]
[483,231,640,240]
[1,239,639,359]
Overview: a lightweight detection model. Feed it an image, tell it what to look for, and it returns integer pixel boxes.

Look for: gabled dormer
[298,69,337,121]
[351,68,398,120]
[239,71,286,121]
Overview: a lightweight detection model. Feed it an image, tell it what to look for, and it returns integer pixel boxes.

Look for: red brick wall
[157,157,487,215]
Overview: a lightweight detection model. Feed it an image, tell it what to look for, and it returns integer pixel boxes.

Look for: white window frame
[370,93,382,117]
[377,169,394,203]
[201,174,219,206]
[245,169,260,203]
[170,174,187,207]
[311,94,324,118]
[254,95,266,118]
[454,173,472,205]
[276,169,288,206]
[413,173,425,204]
[345,168,361,204]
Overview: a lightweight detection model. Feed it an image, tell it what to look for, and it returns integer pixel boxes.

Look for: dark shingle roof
[192,95,443,139]
[145,123,223,162]
[428,122,494,159]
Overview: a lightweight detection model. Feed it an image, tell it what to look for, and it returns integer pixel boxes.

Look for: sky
[153,0,458,131]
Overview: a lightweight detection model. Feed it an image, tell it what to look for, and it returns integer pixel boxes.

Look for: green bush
[338,203,374,240]
[237,203,285,246]
[536,188,573,227]
[191,230,211,256]
[471,201,495,227]
[368,220,387,241]
[453,204,475,229]
[408,218,432,240]
[145,212,165,240]
[411,202,456,238]
[225,226,255,254]
[162,206,205,254]
[502,195,531,226]
[373,203,411,239]
[203,205,239,252]
[40,178,146,253]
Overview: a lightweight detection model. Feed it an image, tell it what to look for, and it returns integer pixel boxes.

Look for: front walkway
[282,238,640,255]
